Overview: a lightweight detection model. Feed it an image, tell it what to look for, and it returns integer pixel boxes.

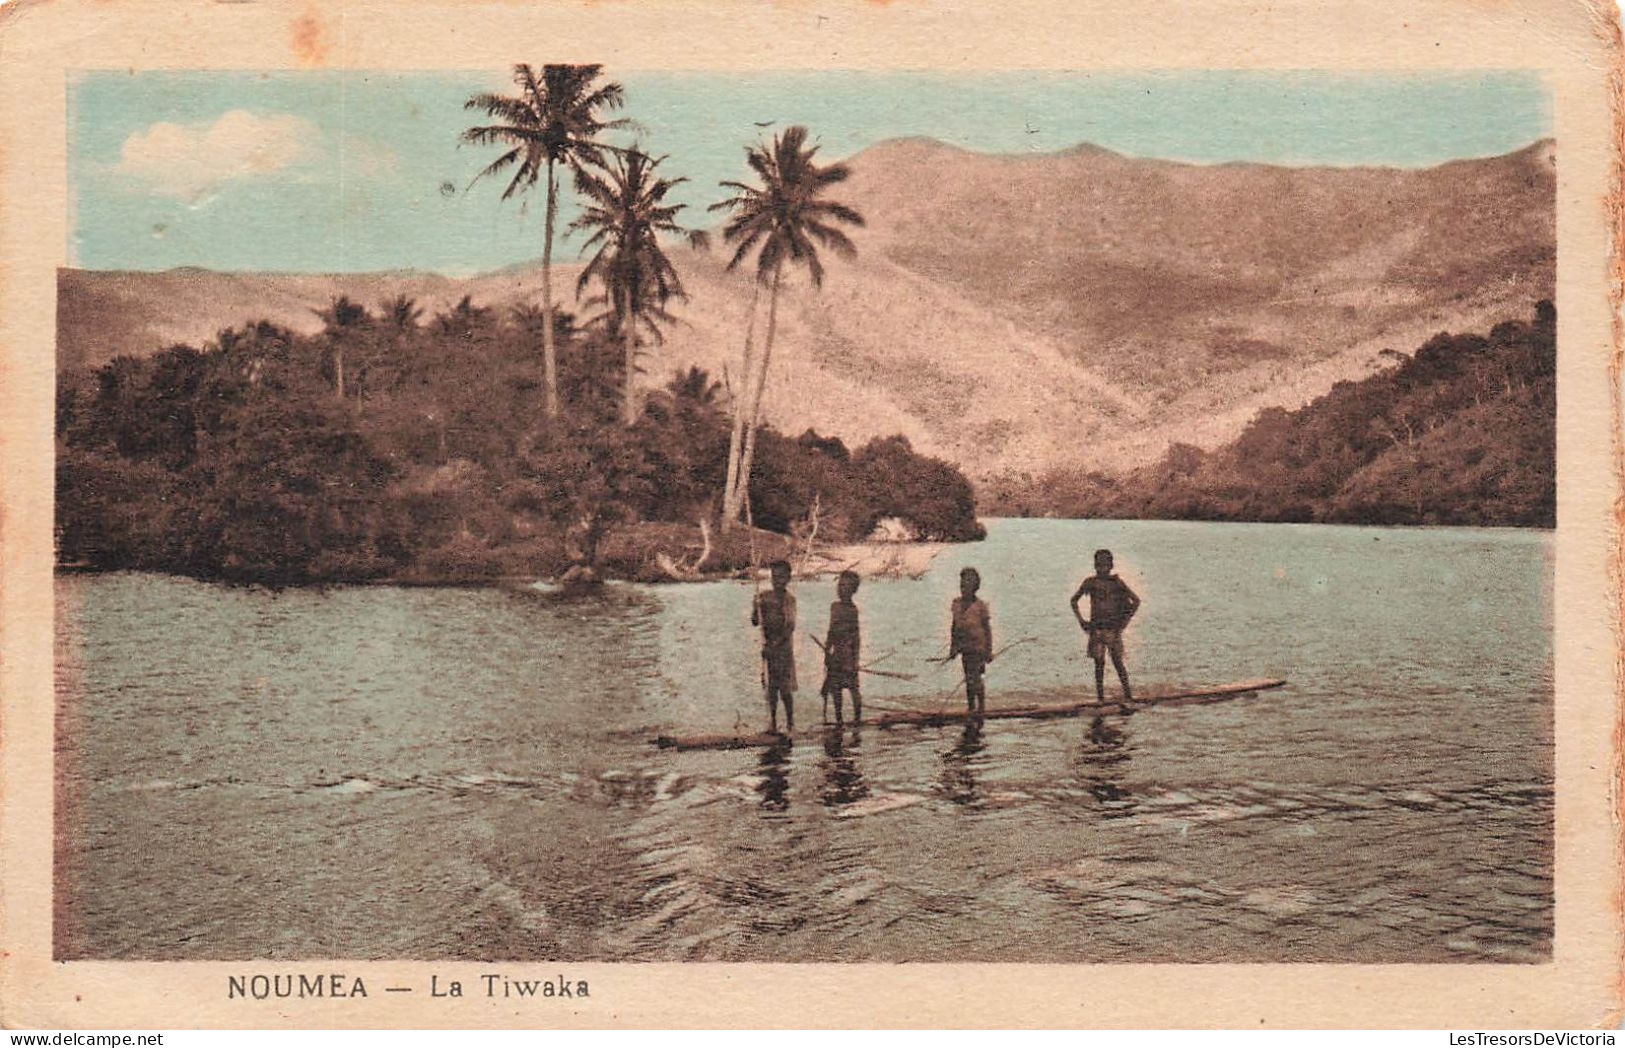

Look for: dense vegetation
[55,300,984,585]
[57,64,981,586]
[986,303,1556,528]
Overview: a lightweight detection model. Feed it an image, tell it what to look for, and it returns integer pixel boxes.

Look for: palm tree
[710,125,864,533]
[315,295,371,399]
[570,150,708,425]
[461,63,629,419]
[433,295,494,341]
[380,294,423,331]
[667,365,723,407]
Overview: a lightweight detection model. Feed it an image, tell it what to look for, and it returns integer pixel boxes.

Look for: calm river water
[54,519,1552,962]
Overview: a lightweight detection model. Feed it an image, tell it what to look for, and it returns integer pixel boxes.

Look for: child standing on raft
[948,567,993,713]
[1071,548,1141,704]
[752,560,798,733]
[821,570,863,724]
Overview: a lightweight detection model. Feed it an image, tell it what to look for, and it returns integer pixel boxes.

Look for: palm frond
[787,226,824,286]
[464,145,533,197]
[725,226,767,271]
[581,81,626,112]
[802,218,858,260]
[804,200,865,227]
[515,63,545,102]
[754,234,785,283]
[711,123,863,289]
[812,162,853,187]
[462,94,534,125]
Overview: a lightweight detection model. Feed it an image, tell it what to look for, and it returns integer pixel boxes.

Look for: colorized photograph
[53,67,1555,964]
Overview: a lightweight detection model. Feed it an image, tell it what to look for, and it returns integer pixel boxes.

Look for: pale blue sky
[68,70,1551,274]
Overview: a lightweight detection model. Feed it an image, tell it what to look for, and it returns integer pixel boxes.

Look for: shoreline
[796,541,950,580]
[51,537,957,590]
[51,516,1552,589]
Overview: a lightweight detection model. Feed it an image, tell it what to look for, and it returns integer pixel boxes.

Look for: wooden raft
[871,677,1287,727]
[652,678,1286,751]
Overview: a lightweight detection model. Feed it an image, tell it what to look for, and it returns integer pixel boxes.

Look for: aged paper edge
[0,0,1620,1030]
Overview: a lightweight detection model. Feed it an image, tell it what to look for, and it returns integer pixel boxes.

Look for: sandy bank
[796,541,950,580]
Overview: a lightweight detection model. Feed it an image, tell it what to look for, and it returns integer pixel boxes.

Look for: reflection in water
[756,736,793,812]
[938,718,987,806]
[818,727,869,808]
[1075,714,1135,815]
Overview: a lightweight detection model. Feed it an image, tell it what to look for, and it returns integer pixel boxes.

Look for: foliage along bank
[985,303,1556,528]
[55,300,985,586]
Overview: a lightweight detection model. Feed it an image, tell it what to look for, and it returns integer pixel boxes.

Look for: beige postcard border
[0,0,1620,1029]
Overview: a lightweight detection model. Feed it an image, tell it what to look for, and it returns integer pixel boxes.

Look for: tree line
[986,302,1556,528]
[56,300,983,584]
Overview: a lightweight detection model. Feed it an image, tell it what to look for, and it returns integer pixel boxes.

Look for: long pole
[806,635,915,680]
[926,635,1039,664]
[745,487,766,702]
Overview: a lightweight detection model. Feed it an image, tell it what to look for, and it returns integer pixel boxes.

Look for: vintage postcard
[0,0,1620,1030]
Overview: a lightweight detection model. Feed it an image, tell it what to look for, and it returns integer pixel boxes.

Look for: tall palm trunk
[620,283,639,426]
[541,162,560,418]
[731,262,783,532]
[719,283,761,534]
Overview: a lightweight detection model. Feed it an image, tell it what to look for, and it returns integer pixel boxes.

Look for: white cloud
[115,109,319,201]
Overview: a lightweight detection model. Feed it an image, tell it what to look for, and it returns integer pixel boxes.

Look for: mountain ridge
[57,135,1554,482]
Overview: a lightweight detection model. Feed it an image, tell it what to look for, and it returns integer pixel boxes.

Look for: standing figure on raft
[752,559,798,733]
[1071,548,1141,704]
[821,569,863,723]
[947,566,993,713]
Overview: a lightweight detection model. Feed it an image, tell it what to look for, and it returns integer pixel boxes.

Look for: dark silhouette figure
[1071,549,1141,704]
[948,567,993,712]
[752,560,797,732]
[821,570,863,723]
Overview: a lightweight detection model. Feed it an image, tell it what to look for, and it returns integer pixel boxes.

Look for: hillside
[984,304,1557,527]
[57,137,1554,481]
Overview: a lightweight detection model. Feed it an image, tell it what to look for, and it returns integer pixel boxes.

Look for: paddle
[855,667,918,682]
[925,635,1039,665]
[914,635,1041,716]
[744,492,775,727]
[991,636,1039,660]
[807,634,918,681]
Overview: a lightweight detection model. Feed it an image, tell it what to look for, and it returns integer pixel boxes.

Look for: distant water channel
[54,519,1552,962]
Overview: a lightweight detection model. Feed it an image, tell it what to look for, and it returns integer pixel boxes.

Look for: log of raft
[871,677,1286,727]
[655,730,791,752]
[652,678,1286,751]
